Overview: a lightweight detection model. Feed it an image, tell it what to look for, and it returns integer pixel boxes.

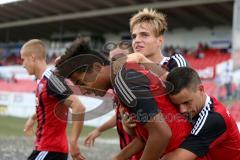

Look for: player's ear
[31,53,36,62]
[198,84,205,92]
[92,62,102,72]
[158,35,164,47]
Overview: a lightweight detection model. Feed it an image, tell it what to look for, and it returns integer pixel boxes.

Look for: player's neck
[202,94,207,107]
[35,61,48,79]
[198,94,208,113]
[147,52,164,64]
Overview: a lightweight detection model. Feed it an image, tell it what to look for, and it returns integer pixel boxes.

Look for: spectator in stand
[237,82,240,99]
[11,73,17,83]
[195,42,204,59]
[231,82,237,99]
[204,42,209,50]
[224,62,233,100]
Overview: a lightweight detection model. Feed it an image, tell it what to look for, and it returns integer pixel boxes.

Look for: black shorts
[27,150,68,160]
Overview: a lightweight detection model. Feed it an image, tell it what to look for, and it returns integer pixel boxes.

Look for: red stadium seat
[230,101,240,121]
[185,49,231,69]
[0,79,36,93]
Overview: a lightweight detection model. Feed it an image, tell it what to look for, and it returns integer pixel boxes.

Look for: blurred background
[0,0,239,159]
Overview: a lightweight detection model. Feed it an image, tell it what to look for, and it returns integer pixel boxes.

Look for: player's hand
[112,155,122,160]
[126,52,142,63]
[70,141,85,160]
[119,106,136,136]
[23,117,35,136]
[119,106,136,128]
[126,52,152,64]
[84,129,101,147]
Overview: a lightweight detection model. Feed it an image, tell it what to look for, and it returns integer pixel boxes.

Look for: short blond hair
[130,8,167,37]
[21,39,46,60]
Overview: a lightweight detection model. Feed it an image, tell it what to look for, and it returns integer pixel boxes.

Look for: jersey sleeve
[113,64,160,125]
[47,73,73,101]
[167,54,188,71]
[180,112,226,157]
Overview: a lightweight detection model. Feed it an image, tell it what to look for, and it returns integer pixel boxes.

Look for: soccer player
[161,67,240,160]
[56,40,192,160]
[84,41,132,142]
[83,41,143,160]
[130,8,187,69]
[20,39,85,160]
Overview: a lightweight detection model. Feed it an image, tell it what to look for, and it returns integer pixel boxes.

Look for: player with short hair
[21,39,85,160]
[161,67,240,160]
[83,40,143,160]
[130,8,187,69]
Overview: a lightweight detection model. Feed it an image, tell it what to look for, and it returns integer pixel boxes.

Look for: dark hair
[56,39,109,78]
[166,67,201,95]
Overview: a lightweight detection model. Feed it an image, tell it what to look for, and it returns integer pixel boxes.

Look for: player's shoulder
[211,96,230,115]
[116,63,149,83]
[168,53,188,69]
[191,97,226,136]
[44,68,71,95]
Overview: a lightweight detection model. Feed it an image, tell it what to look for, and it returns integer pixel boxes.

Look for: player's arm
[48,73,86,160]
[64,95,85,160]
[126,52,152,64]
[114,65,172,160]
[112,53,166,78]
[124,52,188,79]
[113,52,151,67]
[162,110,226,160]
[113,137,145,160]
[84,114,116,147]
[161,148,197,160]
[23,113,36,136]
[127,53,167,77]
[140,112,171,160]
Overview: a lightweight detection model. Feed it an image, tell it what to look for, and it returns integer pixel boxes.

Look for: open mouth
[135,45,144,51]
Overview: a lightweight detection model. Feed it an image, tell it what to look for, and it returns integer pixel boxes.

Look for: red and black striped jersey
[161,53,188,71]
[113,62,192,155]
[35,68,72,153]
[181,95,240,159]
[114,55,188,160]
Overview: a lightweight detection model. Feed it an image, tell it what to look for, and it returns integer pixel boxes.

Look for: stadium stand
[230,101,240,121]
[185,48,231,69]
[0,79,36,93]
